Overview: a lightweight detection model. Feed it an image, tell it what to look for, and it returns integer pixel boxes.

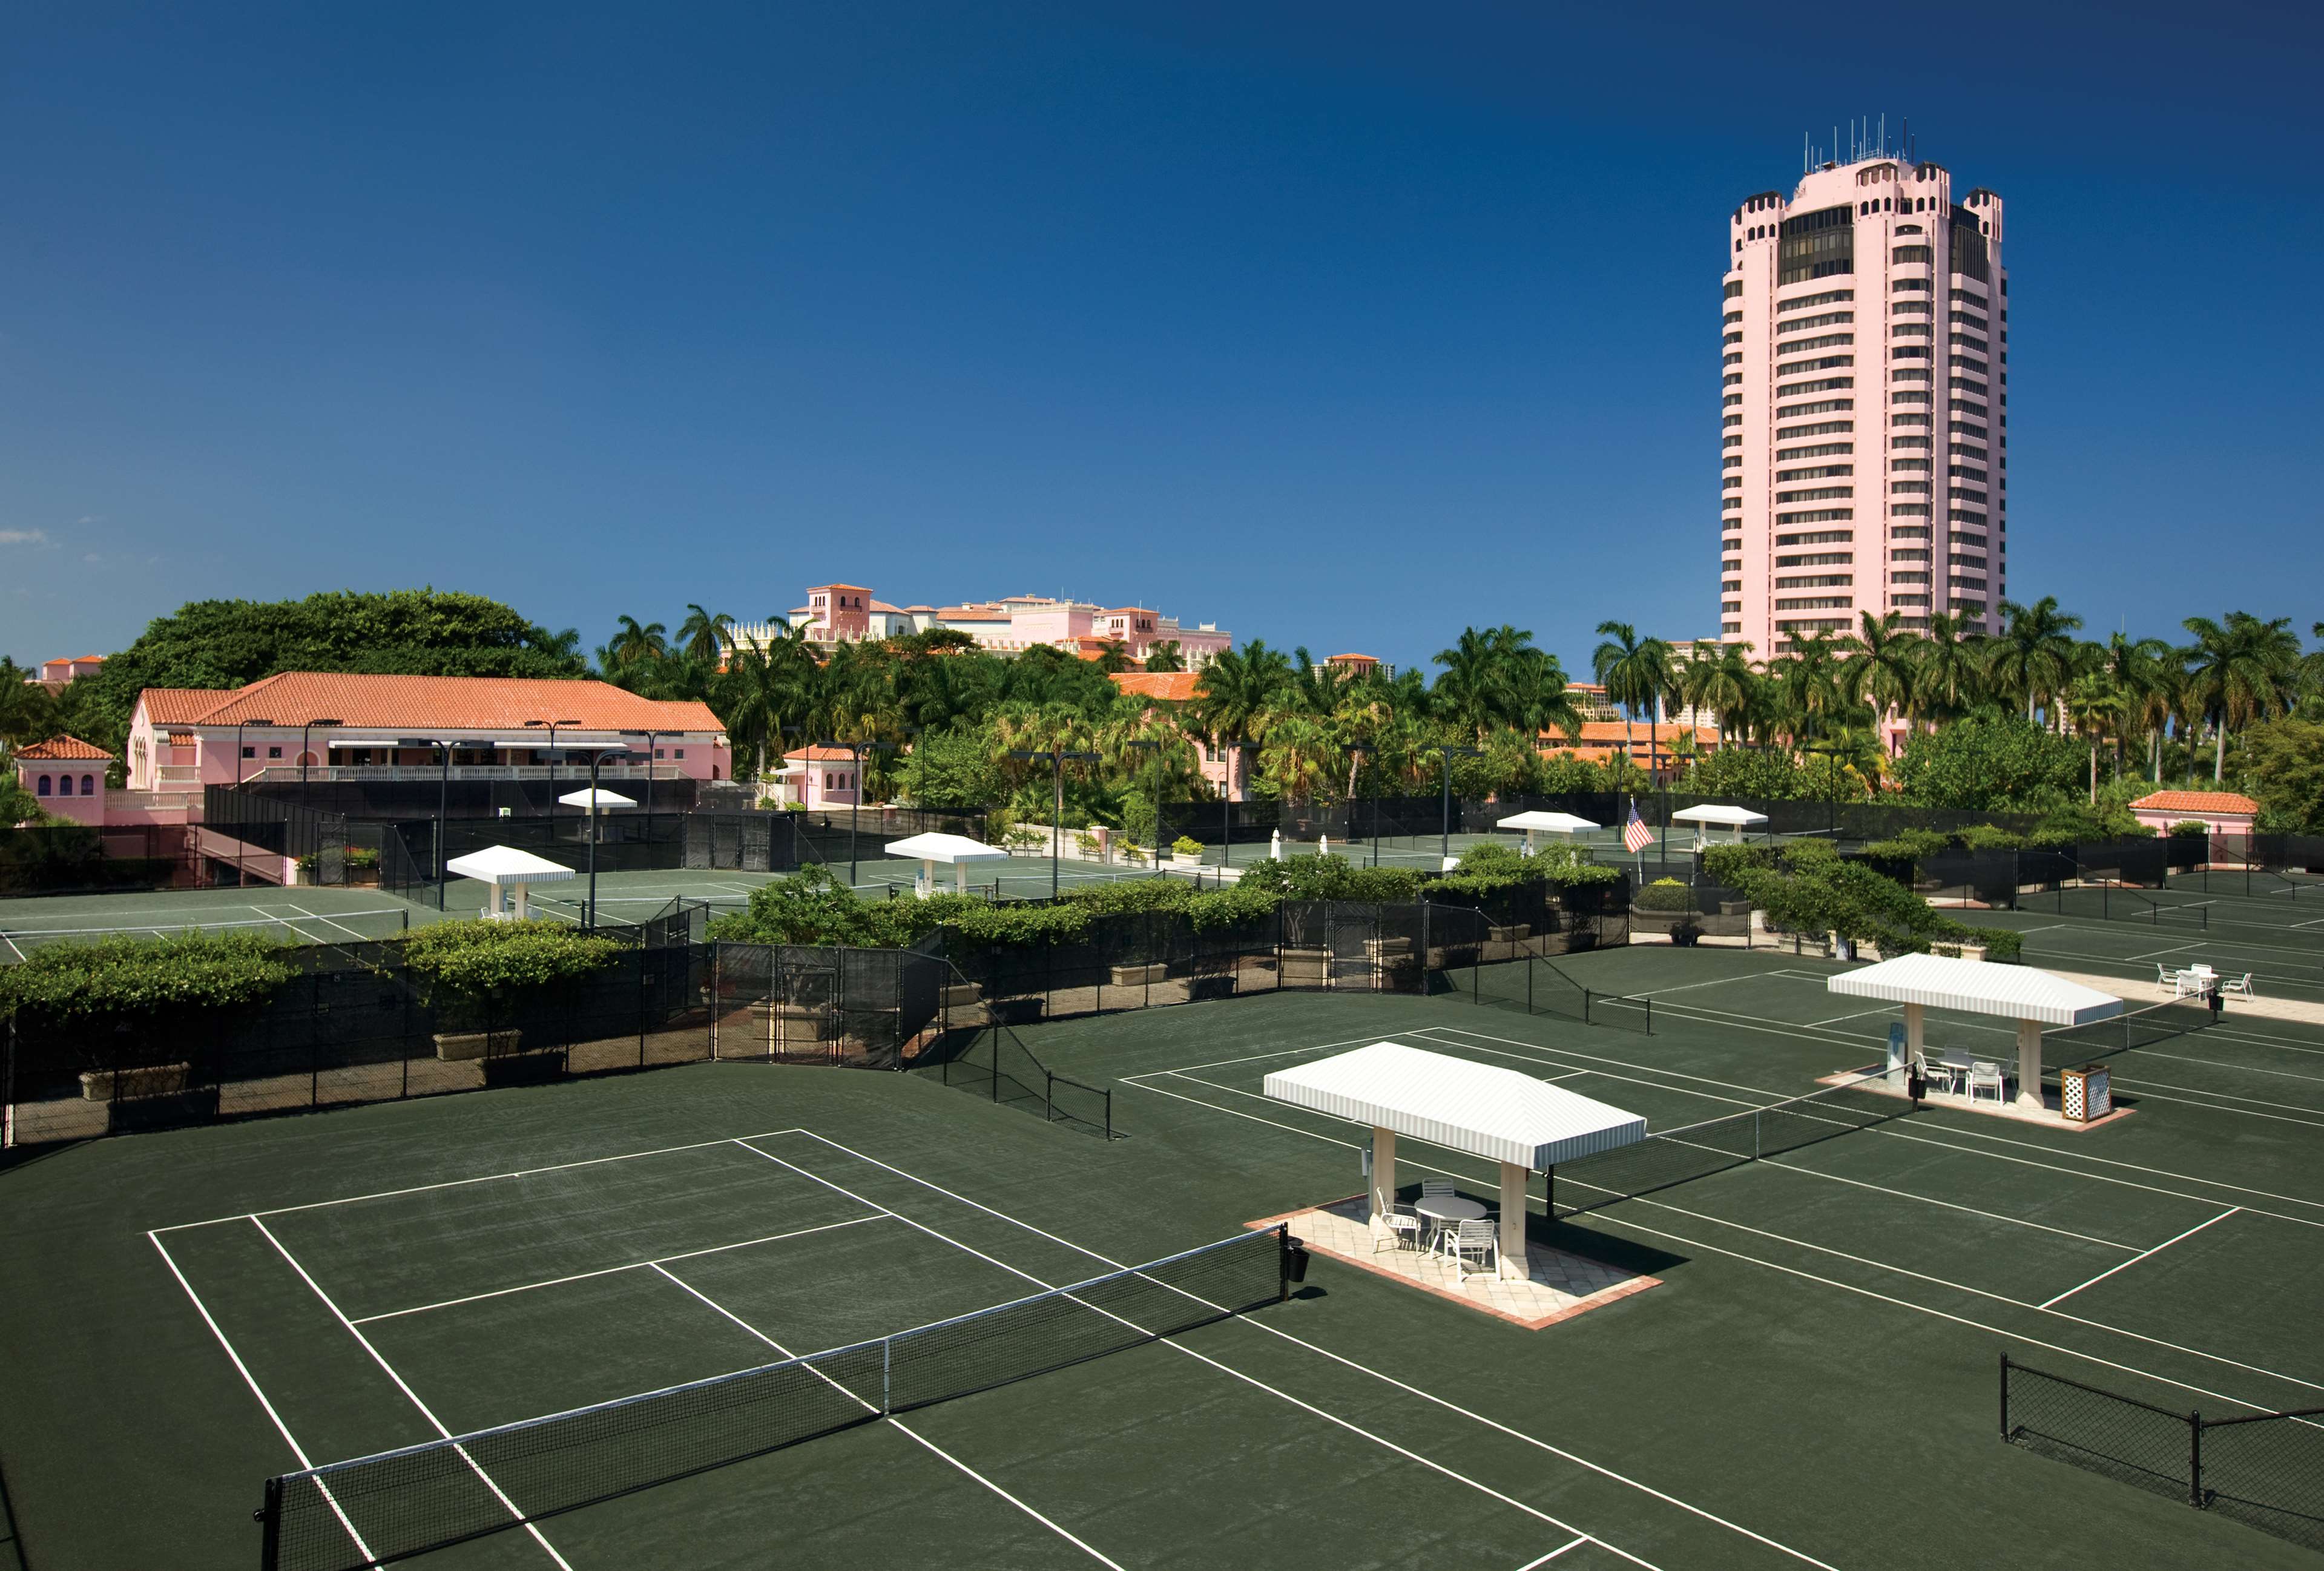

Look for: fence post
[2190,1409,2204,1507]
[258,1475,283,1571]
[1999,1352,2010,1439]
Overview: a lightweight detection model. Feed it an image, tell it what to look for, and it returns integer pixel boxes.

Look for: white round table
[1414,1195,1487,1225]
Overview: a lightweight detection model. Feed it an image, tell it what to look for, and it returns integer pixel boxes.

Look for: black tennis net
[1550,1066,1907,1219]
[2041,996,2215,1075]
[260,1227,1287,1571]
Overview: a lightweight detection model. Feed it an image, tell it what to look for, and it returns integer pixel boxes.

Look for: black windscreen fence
[2,938,712,1147]
[0,823,186,897]
[380,812,804,907]
[203,789,351,884]
[2003,1355,2324,1554]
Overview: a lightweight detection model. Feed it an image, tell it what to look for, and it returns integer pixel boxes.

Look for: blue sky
[3,1,2319,677]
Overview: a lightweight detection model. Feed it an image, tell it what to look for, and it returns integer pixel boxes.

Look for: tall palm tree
[1592,622,1674,774]
[1679,641,1762,745]
[1914,611,1986,722]
[2181,612,2302,780]
[1142,641,1185,673]
[1286,647,1350,717]
[1189,641,1294,802]
[1845,611,1923,753]
[676,605,736,667]
[1766,632,1848,745]
[2094,631,2174,783]
[2064,670,2124,804]
[607,614,670,673]
[717,642,806,788]
[1987,596,2085,726]
[1257,713,1340,806]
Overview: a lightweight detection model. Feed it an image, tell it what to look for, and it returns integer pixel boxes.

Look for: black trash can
[1285,1236,1311,1285]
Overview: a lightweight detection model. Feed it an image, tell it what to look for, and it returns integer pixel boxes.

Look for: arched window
[56,774,71,796]
[35,775,50,796]
[82,775,96,794]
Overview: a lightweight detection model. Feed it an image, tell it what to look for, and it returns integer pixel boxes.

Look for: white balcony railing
[234,764,694,785]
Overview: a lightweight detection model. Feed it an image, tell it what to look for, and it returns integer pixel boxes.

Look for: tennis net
[1550,1066,1907,1219]
[2041,996,2215,1075]
[260,1226,1288,1571]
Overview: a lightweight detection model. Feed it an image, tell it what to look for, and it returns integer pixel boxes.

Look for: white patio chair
[2222,972,2256,1000]
[1446,1219,1498,1282]
[1915,1054,1961,1097]
[1375,1205,1423,1254]
[1967,1061,2006,1105]
[2154,963,2174,993]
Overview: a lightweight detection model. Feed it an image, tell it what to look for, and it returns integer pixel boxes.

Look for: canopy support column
[2016,1018,2045,1110]
[1498,1162,1529,1280]
[1368,1127,1395,1237]
[1891,1001,1924,1087]
[512,880,530,921]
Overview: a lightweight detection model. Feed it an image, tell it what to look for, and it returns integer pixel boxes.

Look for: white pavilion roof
[1496,810,1601,834]
[1828,953,2123,1026]
[1669,804,1769,826]
[1263,1041,1646,1170]
[444,846,578,886]
[557,788,637,809]
[884,831,1010,865]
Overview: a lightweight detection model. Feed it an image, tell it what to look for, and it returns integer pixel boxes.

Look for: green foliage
[2168,820,2212,838]
[1678,746,1811,800]
[1239,854,1426,903]
[1171,835,1204,857]
[1863,828,1950,866]
[1723,838,1973,953]
[1632,877,1694,912]
[0,776,48,826]
[2236,717,2324,833]
[2024,799,2153,846]
[0,931,294,1019]
[1894,717,2083,812]
[1980,929,2025,962]
[1701,842,1776,888]
[1535,751,1624,793]
[400,920,622,1007]
[1953,823,2025,851]
[897,726,1005,811]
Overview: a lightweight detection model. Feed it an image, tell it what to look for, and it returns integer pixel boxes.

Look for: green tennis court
[6,944,2322,1568]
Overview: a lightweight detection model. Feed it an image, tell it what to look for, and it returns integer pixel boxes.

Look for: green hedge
[401,920,624,1029]
[0,931,295,1020]
[1722,838,1977,955]
[1632,877,1694,912]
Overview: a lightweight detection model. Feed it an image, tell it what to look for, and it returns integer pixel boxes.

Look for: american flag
[1622,803,1654,854]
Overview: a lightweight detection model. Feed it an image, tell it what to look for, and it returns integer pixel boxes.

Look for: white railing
[234,764,694,785]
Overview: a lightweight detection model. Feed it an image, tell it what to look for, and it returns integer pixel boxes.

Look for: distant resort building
[24,654,105,695]
[729,584,1234,667]
[2128,790,2258,838]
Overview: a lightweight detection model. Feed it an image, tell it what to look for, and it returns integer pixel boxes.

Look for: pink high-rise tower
[1719,137,2007,656]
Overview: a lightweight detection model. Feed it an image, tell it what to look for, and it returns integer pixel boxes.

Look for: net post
[1644,997,1651,1036]
[1277,1222,1291,1303]
[882,1336,893,1416]
[1998,1352,2009,1440]
[258,1475,283,1571]
[2190,1408,2203,1507]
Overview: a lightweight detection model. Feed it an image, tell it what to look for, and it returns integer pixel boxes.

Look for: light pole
[233,717,275,789]
[1348,743,1376,868]
[560,743,630,929]
[1124,738,1162,870]
[1438,745,1483,863]
[814,737,881,887]
[525,718,582,823]
[1010,747,1099,898]
[300,719,344,806]
[230,716,276,887]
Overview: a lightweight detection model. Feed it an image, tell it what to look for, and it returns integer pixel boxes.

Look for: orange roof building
[123,673,730,792]
[2128,789,2260,836]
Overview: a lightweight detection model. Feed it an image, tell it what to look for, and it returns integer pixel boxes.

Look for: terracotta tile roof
[166,731,197,747]
[1326,653,1378,664]
[16,734,114,761]
[141,688,239,723]
[1539,722,1720,757]
[785,745,860,762]
[143,673,722,734]
[806,583,872,593]
[1110,671,1201,702]
[2131,790,2259,816]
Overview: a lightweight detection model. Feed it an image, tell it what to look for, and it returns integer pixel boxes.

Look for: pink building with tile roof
[732,585,1233,665]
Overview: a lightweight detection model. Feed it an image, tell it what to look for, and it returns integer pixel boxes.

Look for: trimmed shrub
[1633,877,1694,912]
[1171,836,1204,857]
[1702,842,1775,888]
[2168,821,2210,839]
[0,930,294,1020]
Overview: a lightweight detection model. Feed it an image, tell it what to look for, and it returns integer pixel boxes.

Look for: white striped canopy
[444,846,576,886]
[883,832,1010,865]
[1827,952,2122,1026]
[1263,1041,1646,1170]
[1669,804,1769,827]
[1496,810,1600,835]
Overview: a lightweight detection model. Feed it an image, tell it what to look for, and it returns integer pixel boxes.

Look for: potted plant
[1171,835,1205,869]
[403,920,621,1075]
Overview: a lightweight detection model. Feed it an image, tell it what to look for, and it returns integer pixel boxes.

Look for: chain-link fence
[202,788,351,886]
[2003,1354,2324,1553]
[0,823,189,897]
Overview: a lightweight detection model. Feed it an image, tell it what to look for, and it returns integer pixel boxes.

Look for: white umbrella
[1494,809,1601,855]
[557,787,636,810]
[1668,803,1770,848]
[885,831,1010,897]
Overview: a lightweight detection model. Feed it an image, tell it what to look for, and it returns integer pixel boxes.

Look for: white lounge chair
[1446,1219,1498,1282]
[1967,1061,2007,1105]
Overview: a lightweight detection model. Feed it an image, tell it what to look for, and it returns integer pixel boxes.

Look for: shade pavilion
[1669,803,1768,847]
[885,831,1010,897]
[445,845,576,922]
[1494,809,1600,855]
[1828,952,2122,1111]
[1263,1042,1645,1279]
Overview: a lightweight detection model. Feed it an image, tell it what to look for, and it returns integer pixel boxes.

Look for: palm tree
[676,605,735,667]
[1142,641,1185,673]
[1286,648,1350,717]
[1766,631,1848,745]
[2181,612,2302,780]
[2064,670,2124,803]
[2093,631,2174,783]
[1988,597,2085,726]
[607,614,670,673]
[1091,639,1135,674]
[1592,623,1674,774]
[1189,641,1294,801]
[1257,713,1340,806]
[1845,611,1922,751]
[1679,641,1762,745]
[1915,611,1986,722]
[717,642,805,788]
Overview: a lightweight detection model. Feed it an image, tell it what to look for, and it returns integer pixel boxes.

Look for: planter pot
[940,982,984,1009]
[80,1061,192,1102]
[1172,854,1204,870]
[1108,963,1171,986]
[1279,947,1331,987]
[1363,937,1414,961]
[1487,925,1530,944]
[435,1029,524,1063]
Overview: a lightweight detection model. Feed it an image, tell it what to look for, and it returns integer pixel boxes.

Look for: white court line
[1754,1159,2142,1251]
[154,1125,809,1232]
[264,900,381,944]
[649,1262,1128,1569]
[1119,1030,1408,1079]
[1516,1540,1592,1569]
[148,1232,378,1563]
[2039,1208,2243,1311]
[249,1216,574,1570]
[731,1138,1659,1570]
[351,1214,886,1323]
[1808,1006,1901,1027]
[783,1130,1834,1570]
[0,929,24,963]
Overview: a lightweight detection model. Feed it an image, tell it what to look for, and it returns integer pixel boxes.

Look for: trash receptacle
[1285,1236,1311,1285]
